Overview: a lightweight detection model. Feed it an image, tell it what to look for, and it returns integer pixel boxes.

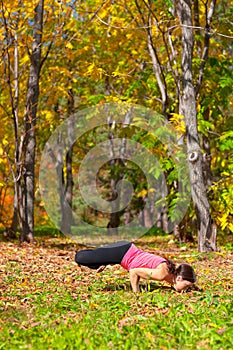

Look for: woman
[75,240,196,293]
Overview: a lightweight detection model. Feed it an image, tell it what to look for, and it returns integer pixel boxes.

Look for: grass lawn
[0,233,232,349]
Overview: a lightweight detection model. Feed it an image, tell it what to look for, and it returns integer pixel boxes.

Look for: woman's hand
[96,265,106,273]
[129,270,140,293]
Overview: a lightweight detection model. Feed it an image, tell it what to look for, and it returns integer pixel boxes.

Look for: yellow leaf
[137,189,148,198]
[2,138,8,146]
[145,332,153,340]
[209,323,218,328]
[90,303,98,309]
[21,55,30,65]
[169,113,185,133]
[66,42,73,49]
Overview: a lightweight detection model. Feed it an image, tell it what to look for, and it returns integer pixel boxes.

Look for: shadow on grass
[102,282,203,293]
[101,282,174,293]
[102,282,132,292]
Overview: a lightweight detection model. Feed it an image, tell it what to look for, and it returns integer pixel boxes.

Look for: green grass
[0,234,232,349]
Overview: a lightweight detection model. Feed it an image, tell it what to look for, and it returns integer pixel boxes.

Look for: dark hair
[166,259,176,274]
[175,264,196,283]
[166,260,196,283]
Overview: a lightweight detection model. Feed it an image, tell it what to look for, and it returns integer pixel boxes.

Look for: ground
[0,234,233,349]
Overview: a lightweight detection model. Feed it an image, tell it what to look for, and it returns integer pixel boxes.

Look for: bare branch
[95,13,150,30]
[92,5,233,39]
[195,0,217,95]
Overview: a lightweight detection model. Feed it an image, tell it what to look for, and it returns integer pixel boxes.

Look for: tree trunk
[10,187,18,237]
[10,18,19,238]
[143,195,153,228]
[20,0,44,242]
[1,3,20,239]
[177,0,217,252]
[202,108,213,188]
[107,108,132,234]
[61,89,75,234]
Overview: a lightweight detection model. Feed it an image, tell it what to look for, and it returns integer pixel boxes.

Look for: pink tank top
[121,244,167,270]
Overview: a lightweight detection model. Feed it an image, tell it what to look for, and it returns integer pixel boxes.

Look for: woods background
[0,0,232,251]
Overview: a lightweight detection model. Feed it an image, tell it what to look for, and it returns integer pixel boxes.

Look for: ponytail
[166,259,176,274]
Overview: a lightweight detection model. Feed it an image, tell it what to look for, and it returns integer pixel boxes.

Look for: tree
[60,89,75,234]
[106,108,133,233]
[20,0,44,242]
[175,0,217,251]
[0,0,45,242]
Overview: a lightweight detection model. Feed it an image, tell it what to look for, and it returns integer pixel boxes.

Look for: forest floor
[0,233,233,349]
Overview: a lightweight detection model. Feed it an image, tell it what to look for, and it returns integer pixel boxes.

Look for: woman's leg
[75,240,132,269]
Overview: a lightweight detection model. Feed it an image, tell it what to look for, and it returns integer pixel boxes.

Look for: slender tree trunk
[10,184,18,235]
[1,2,21,239]
[61,89,75,233]
[20,0,44,242]
[106,115,120,234]
[202,108,213,188]
[107,109,132,234]
[135,0,168,114]
[143,195,153,228]
[10,18,20,238]
[176,0,217,252]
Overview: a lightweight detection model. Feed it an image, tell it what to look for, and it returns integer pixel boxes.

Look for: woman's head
[173,264,196,292]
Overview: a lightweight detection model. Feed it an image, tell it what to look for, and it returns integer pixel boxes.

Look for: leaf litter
[0,235,232,349]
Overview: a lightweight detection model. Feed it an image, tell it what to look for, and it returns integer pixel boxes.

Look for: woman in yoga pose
[75,240,196,293]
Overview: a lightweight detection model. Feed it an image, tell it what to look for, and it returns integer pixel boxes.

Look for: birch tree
[175,0,217,251]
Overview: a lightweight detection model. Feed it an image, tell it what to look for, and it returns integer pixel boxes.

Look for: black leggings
[75,241,132,269]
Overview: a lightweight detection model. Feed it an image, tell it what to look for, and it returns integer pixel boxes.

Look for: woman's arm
[129,270,141,292]
[129,263,169,292]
